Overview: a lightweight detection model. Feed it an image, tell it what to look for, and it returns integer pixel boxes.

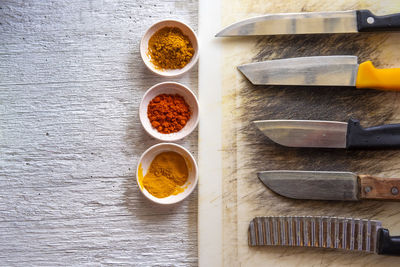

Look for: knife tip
[215,27,230,37]
[252,120,263,130]
[215,25,237,37]
[257,171,273,188]
[237,64,245,73]
[236,64,254,83]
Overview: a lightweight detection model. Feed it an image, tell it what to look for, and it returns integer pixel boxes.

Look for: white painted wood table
[0,1,198,266]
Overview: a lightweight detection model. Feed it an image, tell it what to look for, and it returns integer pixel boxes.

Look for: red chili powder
[147,94,191,134]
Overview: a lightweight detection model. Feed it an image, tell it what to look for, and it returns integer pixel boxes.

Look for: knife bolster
[359,175,400,200]
[357,10,400,32]
[377,228,400,255]
[346,118,400,149]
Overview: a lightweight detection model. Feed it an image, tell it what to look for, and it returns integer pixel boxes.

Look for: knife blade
[238,56,400,91]
[248,216,400,256]
[254,118,400,149]
[257,170,400,201]
[216,10,400,36]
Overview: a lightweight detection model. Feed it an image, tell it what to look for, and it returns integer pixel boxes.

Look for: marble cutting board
[198,0,400,266]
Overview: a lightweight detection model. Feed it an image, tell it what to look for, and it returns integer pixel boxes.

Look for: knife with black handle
[254,118,400,149]
[216,10,400,36]
[249,216,400,256]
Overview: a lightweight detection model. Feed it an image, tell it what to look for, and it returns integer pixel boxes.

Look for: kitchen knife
[216,10,400,36]
[257,170,400,201]
[238,56,400,91]
[248,216,400,256]
[254,118,400,149]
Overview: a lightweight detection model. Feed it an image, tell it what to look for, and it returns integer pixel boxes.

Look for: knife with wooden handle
[254,119,400,149]
[238,56,400,91]
[257,170,400,201]
[249,216,400,256]
[216,10,400,36]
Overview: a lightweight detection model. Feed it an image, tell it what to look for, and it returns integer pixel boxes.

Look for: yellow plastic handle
[356,61,400,91]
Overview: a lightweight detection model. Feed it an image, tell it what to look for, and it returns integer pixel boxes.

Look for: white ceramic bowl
[136,143,198,205]
[140,20,199,77]
[139,82,199,141]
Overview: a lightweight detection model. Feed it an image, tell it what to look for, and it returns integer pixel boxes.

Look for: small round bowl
[136,143,198,205]
[140,20,199,77]
[139,82,199,141]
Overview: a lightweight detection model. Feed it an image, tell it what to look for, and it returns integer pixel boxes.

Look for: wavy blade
[257,170,359,201]
[238,56,359,86]
[248,216,382,254]
[216,10,358,36]
[254,120,348,148]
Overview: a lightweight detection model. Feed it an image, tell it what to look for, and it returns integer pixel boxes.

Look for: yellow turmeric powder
[148,27,194,70]
[141,151,189,198]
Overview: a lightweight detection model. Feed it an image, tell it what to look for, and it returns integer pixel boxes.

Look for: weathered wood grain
[0,0,198,266]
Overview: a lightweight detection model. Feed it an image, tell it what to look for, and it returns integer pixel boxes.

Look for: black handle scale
[346,118,400,149]
[377,228,400,256]
[357,10,400,32]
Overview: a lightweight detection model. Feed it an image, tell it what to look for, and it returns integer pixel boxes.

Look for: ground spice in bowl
[148,26,194,70]
[140,151,189,198]
[147,94,191,134]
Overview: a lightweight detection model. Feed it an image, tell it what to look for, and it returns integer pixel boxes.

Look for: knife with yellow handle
[238,56,400,91]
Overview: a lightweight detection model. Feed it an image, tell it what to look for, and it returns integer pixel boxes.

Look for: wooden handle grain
[359,175,400,200]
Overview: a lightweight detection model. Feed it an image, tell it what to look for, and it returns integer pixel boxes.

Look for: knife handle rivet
[367,17,375,24]
[391,187,399,195]
[364,186,372,193]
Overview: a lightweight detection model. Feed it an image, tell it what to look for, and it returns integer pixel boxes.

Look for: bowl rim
[139,81,199,141]
[136,142,199,205]
[140,19,199,77]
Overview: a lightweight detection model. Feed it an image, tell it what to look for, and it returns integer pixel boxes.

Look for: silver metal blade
[249,216,382,254]
[257,170,359,201]
[238,56,359,86]
[254,120,348,148]
[216,10,358,36]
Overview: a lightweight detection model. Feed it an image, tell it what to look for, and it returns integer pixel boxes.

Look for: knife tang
[359,174,400,201]
[346,118,400,149]
[357,10,400,32]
